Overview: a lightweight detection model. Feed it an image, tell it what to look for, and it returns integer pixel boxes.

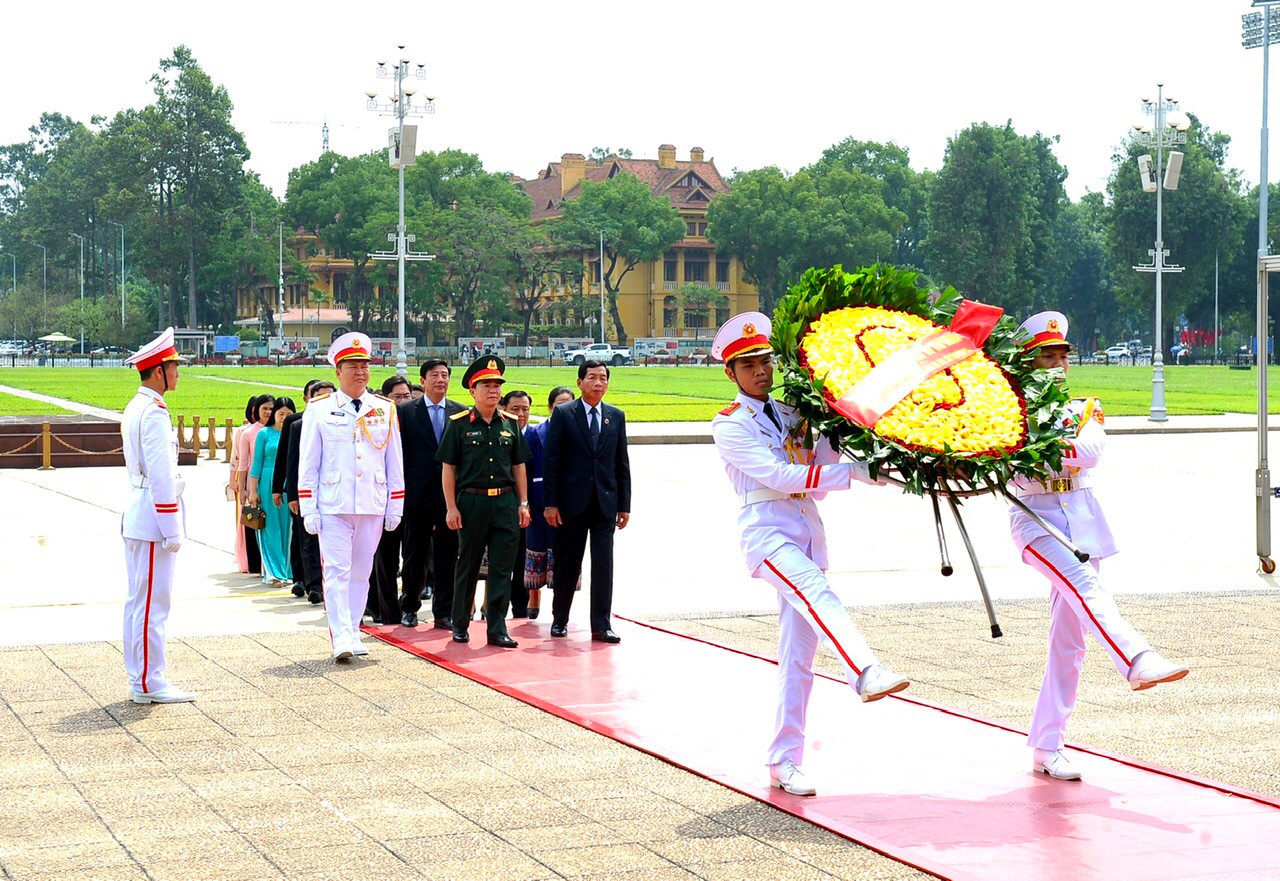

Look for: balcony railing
[716,282,730,291]
[663,281,678,291]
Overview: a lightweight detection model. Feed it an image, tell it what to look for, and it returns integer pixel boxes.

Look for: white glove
[161,536,182,553]
[384,515,401,532]
[850,459,886,487]
[304,514,322,535]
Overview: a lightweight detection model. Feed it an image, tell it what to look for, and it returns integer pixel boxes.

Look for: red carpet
[367,617,1280,881]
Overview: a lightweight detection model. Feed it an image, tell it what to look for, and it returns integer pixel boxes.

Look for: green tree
[551,173,685,344]
[708,163,905,312]
[924,122,1067,316]
[286,151,394,332]
[808,138,929,269]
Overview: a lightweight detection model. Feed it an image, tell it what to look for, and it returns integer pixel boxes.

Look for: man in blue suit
[543,360,632,643]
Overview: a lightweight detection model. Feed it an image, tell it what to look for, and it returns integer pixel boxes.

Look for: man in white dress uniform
[1011,311,1189,781]
[121,327,194,704]
[298,332,405,660]
[710,312,908,798]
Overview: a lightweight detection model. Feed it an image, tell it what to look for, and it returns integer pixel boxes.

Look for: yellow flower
[799,306,1026,456]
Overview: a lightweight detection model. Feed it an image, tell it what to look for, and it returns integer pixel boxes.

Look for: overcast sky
[1,1,1273,203]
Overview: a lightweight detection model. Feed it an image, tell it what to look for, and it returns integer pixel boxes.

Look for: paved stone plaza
[1,422,1277,880]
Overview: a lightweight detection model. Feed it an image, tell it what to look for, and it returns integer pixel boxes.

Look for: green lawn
[0,363,1278,422]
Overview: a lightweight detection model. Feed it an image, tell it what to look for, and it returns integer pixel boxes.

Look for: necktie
[430,404,444,441]
[352,398,362,413]
[589,407,600,444]
[763,400,782,431]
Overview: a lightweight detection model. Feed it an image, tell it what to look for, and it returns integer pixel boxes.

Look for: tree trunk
[608,287,627,345]
[187,231,197,329]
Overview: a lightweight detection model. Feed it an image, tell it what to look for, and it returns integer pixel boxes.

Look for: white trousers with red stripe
[318,513,384,650]
[123,538,177,694]
[1023,535,1151,751]
[757,544,880,767]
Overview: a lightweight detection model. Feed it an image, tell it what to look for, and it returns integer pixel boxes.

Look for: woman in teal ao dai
[248,398,296,583]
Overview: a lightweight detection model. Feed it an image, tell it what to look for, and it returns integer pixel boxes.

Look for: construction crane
[268,119,358,153]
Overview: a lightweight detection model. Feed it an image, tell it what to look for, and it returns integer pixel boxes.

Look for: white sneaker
[855,664,910,702]
[350,641,369,657]
[1127,650,1189,691]
[332,639,354,661]
[1033,749,1082,780]
[769,760,817,796]
[129,684,196,704]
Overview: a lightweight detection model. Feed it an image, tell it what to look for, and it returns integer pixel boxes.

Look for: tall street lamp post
[367,46,435,376]
[598,230,607,343]
[108,221,125,325]
[278,221,286,339]
[1131,84,1189,423]
[1243,0,1280,572]
[70,233,85,354]
[2,253,14,340]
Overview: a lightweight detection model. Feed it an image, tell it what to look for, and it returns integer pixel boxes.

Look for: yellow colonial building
[514,144,758,341]
[233,231,388,344]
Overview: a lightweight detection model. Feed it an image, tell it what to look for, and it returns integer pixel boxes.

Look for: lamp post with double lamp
[1243,0,1280,572]
[1130,84,1189,423]
[366,46,436,377]
[598,230,607,343]
[108,221,125,325]
[70,234,85,354]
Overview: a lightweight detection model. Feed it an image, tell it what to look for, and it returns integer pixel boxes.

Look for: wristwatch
[518,501,529,507]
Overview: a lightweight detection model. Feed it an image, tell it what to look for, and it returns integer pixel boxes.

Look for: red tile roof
[515,149,731,221]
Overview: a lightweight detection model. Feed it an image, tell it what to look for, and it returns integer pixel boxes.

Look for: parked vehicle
[562,342,632,366]
[1104,344,1131,363]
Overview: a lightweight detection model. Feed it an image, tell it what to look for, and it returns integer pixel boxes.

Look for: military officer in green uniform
[438,355,532,647]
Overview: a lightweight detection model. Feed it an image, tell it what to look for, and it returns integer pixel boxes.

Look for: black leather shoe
[452,630,470,643]
[371,614,384,625]
[550,624,568,638]
[511,610,528,619]
[592,629,621,644]
[528,608,540,620]
[401,612,418,628]
[307,589,322,605]
[291,583,305,597]
[487,634,518,648]
[420,584,432,601]
[433,617,454,630]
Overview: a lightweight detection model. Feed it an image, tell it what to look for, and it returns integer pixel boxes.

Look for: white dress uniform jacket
[297,390,406,519]
[1009,397,1115,558]
[711,393,868,574]
[121,387,184,541]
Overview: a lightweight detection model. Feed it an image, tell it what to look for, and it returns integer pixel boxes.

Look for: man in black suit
[274,379,333,604]
[397,359,466,628]
[543,360,632,643]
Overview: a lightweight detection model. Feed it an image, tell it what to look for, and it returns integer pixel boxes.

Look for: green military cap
[461,354,506,388]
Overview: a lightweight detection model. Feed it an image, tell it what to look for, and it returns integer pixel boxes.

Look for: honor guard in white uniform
[710,312,909,798]
[298,332,406,660]
[1010,312,1188,781]
[121,328,194,704]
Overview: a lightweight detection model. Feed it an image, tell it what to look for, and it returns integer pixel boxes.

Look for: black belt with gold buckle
[461,487,512,497]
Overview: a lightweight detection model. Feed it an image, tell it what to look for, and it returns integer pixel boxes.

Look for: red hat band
[333,345,370,363]
[722,333,771,362]
[468,367,503,387]
[1023,330,1070,351]
[135,346,179,371]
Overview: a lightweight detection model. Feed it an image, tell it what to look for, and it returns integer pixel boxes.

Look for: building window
[684,261,706,283]
[697,222,708,236]
[663,296,678,329]
[664,259,677,282]
[333,276,347,304]
[716,260,729,282]
[686,220,697,236]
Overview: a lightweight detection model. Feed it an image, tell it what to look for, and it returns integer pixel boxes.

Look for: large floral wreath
[771,264,1072,496]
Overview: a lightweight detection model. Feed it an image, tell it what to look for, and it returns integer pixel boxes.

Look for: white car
[562,342,632,366]
[1104,345,1131,362]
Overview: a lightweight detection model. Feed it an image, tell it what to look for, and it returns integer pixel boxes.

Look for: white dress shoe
[350,641,369,657]
[769,759,817,796]
[129,684,196,704]
[1127,650,1189,691]
[855,664,910,702]
[1033,749,1082,780]
[333,641,354,661]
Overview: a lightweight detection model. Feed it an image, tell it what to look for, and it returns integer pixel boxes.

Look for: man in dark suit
[543,360,632,643]
[397,359,466,628]
[275,379,333,604]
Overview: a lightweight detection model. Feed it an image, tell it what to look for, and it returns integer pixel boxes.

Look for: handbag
[240,503,266,530]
